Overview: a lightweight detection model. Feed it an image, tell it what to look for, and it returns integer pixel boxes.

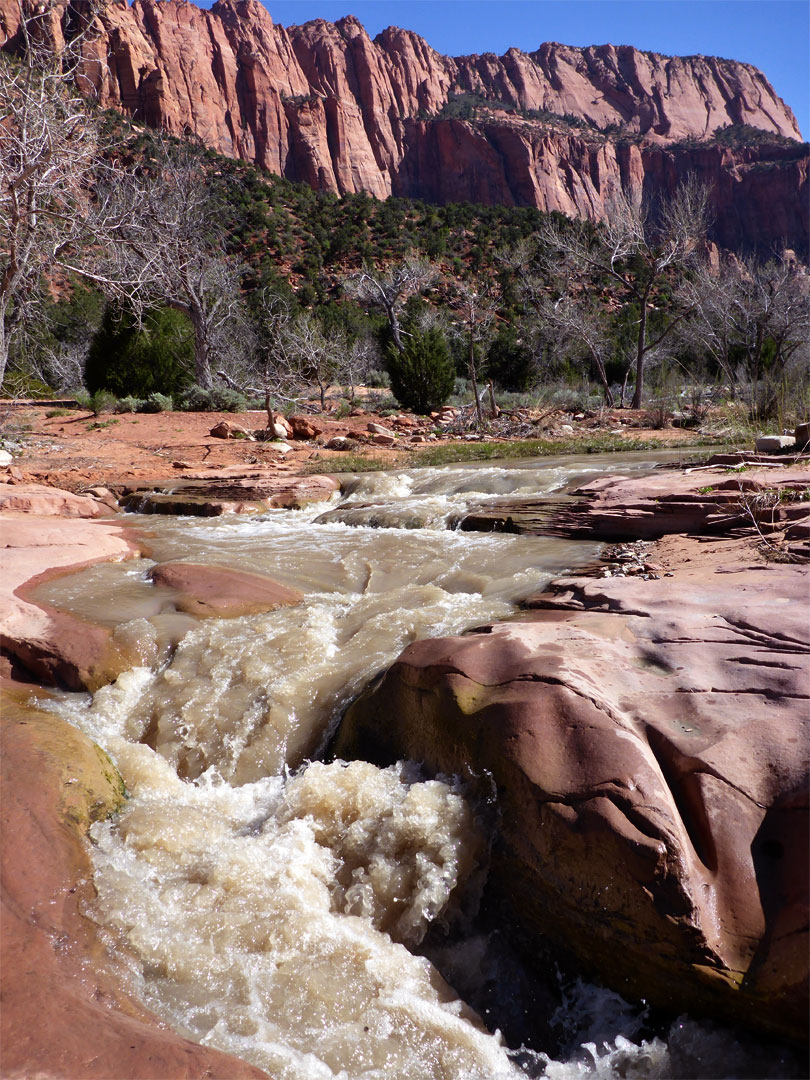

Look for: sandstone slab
[461,465,810,540]
[0,482,111,517]
[120,473,340,515]
[337,543,809,1041]
[0,514,141,690]
[148,562,303,617]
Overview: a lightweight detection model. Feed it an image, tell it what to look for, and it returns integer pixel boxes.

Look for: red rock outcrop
[0,507,142,690]
[1,0,805,248]
[461,464,810,540]
[0,698,270,1079]
[336,477,810,1043]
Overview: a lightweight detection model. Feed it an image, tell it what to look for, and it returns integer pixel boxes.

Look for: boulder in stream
[149,562,303,617]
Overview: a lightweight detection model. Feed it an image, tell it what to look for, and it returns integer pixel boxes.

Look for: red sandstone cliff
[1,0,807,248]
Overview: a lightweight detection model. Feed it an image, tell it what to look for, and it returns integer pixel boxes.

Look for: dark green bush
[85,307,194,398]
[486,327,537,391]
[386,326,455,414]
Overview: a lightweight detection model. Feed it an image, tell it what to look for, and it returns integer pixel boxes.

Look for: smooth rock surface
[0,514,140,690]
[149,561,304,617]
[0,482,111,517]
[0,699,269,1080]
[337,539,810,1041]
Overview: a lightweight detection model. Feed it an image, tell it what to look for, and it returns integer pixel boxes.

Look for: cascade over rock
[1,0,806,250]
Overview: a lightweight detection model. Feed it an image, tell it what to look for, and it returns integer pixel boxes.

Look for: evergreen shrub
[85,307,194,398]
[386,326,455,414]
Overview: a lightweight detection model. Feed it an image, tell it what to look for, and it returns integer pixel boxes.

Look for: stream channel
[33,451,802,1080]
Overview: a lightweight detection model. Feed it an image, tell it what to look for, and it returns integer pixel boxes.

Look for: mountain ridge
[1,0,807,251]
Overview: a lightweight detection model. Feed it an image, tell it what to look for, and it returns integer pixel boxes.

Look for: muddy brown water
[34,453,803,1079]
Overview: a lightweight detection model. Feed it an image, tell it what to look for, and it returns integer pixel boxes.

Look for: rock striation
[1,0,806,249]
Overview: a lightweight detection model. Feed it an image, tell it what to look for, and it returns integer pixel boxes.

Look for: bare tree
[218,291,353,424]
[0,0,115,386]
[450,278,497,424]
[680,251,810,421]
[97,143,244,389]
[345,256,437,353]
[539,181,710,408]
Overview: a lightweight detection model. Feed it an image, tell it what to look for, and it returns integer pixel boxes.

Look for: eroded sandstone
[148,560,304,617]
[337,502,810,1041]
[0,510,141,690]
[1,0,805,250]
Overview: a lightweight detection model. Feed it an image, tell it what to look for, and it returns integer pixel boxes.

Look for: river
[33,452,802,1080]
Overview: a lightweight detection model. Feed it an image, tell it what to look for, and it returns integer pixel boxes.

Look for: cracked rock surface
[337,535,809,1041]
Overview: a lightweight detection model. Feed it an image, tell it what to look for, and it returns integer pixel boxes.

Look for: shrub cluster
[177,385,250,412]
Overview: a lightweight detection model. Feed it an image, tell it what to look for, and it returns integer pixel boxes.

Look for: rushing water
[34,454,803,1080]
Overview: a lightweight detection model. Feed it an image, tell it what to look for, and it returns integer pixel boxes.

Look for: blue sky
[255,1,809,137]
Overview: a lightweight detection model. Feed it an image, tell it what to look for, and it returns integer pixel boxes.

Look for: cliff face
[1,0,806,249]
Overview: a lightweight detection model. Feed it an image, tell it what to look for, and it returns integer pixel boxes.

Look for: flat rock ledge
[0,698,269,1080]
[120,471,340,515]
[337,532,809,1043]
[148,561,303,617]
[460,463,810,546]
[0,498,142,690]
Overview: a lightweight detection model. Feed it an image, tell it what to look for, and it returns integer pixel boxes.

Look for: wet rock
[337,554,809,1042]
[120,491,262,516]
[149,562,303,618]
[0,515,140,691]
[0,699,269,1080]
[120,473,339,515]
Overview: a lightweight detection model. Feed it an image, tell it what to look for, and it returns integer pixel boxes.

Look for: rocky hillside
[2,0,807,250]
